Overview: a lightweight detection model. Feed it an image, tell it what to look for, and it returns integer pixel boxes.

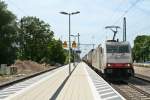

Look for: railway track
[111,77,150,100]
[135,73,150,82]
[89,63,150,100]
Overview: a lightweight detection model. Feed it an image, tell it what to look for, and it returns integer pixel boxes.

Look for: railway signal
[63,41,67,48]
[72,41,77,48]
[76,50,81,53]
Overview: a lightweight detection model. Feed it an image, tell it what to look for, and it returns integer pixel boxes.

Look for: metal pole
[123,18,124,41]
[68,14,71,75]
[123,17,126,41]
[124,17,126,41]
[60,11,80,75]
[74,49,75,66]
[77,33,80,61]
[78,33,80,50]
[93,44,94,49]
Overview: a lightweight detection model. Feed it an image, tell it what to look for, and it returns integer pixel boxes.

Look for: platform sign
[63,41,67,48]
[76,50,81,53]
[72,41,77,48]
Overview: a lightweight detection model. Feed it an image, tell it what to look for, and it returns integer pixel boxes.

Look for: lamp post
[60,11,80,75]
[70,34,78,66]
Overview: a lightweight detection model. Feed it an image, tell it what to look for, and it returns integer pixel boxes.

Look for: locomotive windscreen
[106,45,129,53]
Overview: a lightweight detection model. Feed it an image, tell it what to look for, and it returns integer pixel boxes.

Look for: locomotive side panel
[96,46,103,71]
[92,49,96,68]
[87,49,93,65]
[101,44,107,73]
[96,47,101,70]
[90,44,106,73]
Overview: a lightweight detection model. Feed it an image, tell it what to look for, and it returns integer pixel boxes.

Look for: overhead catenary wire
[113,0,142,25]
[104,0,141,41]
[110,0,125,23]
[103,0,124,32]
[132,5,150,34]
[5,0,29,16]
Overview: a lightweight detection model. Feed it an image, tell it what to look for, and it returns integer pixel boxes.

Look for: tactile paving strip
[86,66,125,100]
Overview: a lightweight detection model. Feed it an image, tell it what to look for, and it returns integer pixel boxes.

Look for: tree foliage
[0,1,17,64]
[132,35,150,62]
[17,16,54,62]
[0,1,76,65]
[47,39,66,64]
[17,16,67,64]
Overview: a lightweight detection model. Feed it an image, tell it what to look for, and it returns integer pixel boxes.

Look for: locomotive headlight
[127,63,132,67]
[127,64,130,66]
[107,64,111,67]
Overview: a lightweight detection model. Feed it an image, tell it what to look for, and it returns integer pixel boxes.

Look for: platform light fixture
[60,11,80,75]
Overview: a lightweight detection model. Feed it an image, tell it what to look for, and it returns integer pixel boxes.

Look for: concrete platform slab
[56,62,125,100]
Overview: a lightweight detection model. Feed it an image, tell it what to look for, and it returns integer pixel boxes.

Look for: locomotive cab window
[106,45,129,53]
[118,45,129,53]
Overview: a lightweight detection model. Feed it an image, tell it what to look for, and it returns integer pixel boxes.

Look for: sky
[3,0,150,57]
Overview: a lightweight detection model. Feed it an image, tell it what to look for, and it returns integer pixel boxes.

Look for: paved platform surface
[134,66,150,81]
[2,62,125,100]
[56,62,94,100]
[56,62,125,100]
[134,66,150,77]
[2,64,75,100]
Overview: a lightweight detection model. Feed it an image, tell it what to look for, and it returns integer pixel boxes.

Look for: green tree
[17,16,54,62]
[47,39,66,64]
[132,35,150,62]
[0,1,17,64]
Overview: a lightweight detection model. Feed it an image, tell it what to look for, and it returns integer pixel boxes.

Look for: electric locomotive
[83,40,134,80]
[103,40,134,79]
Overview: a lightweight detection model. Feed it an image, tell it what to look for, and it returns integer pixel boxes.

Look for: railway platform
[0,64,73,100]
[1,62,125,100]
[134,66,150,81]
[56,62,125,100]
